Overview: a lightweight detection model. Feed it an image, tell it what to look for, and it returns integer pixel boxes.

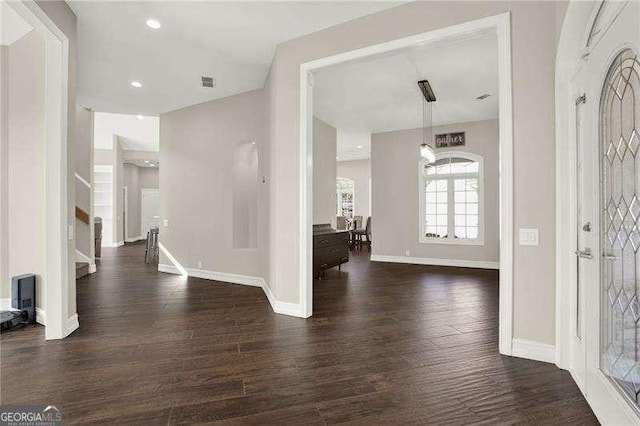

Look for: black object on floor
[0,310,25,332]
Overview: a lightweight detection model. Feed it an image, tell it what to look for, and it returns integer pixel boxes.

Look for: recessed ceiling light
[356,145,363,149]
[144,160,150,163]
[476,93,491,100]
[131,81,142,88]
[136,115,144,120]
[146,19,161,29]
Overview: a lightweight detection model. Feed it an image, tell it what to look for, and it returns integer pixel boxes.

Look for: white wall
[160,89,268,278]
[372,119,499,264]
[337,159,370,219]
[4,30,46,309]
[312,117,337,226]
[268,1,562,344]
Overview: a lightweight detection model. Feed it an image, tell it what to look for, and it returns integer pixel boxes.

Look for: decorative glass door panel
[601,48,640,406]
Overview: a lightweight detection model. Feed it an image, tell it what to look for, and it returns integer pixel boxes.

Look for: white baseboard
[75,249,96,274]
[64,313,79,337]
[370,254,500,270]
[36,307,46,325]
[125,235,145,243]
[511,338,555,364]
[158,263,305,317]
[101,241,123,248]
[261,281,306,317]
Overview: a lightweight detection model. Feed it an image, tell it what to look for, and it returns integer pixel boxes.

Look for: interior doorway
[1,1,73,339]
[299,13,514,355]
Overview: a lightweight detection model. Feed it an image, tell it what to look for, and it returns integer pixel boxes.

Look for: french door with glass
[571,1,640,422]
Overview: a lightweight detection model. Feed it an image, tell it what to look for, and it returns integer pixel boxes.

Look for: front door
[573,1,640,422]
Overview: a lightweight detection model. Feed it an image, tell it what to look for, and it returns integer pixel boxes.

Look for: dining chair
[144,228,160,263]
[352,216,371,251]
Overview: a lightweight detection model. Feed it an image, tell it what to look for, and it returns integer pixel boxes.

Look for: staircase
[76,262,90,279]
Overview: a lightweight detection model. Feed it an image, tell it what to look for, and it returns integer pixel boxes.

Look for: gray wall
[123,164,140,239]
[312,117,337,226]
[337,159,370,219]
[124,164,159,240]
[371,119,499,264]
[4,31,46,309]
[75,104,93,257]
[139,166,159,189]
[114,136,124,245]
[160,89,268,278]
[267,1,562,345]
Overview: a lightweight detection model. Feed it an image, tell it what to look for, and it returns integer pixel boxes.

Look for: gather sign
[435,132,465,148]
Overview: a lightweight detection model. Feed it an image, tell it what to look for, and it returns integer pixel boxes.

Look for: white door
[572,1,640,422]
[141,189,160,236]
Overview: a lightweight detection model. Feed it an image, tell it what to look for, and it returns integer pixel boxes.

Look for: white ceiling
[68,1,402,116]
[1,2,32,46]
[94,112,159,151]
[313,31,498,161]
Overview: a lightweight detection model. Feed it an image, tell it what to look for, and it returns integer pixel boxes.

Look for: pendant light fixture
[418,79,436,164]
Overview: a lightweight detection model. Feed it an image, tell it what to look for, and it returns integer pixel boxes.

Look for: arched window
[419,152,484,244]
[336,177,355,218]
[600,48,640,405]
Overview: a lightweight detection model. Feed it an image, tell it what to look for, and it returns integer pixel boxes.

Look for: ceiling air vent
[201,76,215,88]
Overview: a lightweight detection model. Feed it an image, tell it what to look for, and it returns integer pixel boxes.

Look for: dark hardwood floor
[0,242,597,424]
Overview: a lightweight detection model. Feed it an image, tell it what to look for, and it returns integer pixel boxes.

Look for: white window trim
[418,151,485,246]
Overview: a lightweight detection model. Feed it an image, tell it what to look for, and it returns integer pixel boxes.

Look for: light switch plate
[163,219,169,228]
[519,228,539,246]
[68,225,74,241]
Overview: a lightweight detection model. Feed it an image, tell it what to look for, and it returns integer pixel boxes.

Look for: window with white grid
[420,153,483,245]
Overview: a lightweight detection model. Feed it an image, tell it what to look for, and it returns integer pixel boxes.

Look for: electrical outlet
[519,228,539,246]
[163,219,169,227]
[405,250,411,256]
[197,261,203,269]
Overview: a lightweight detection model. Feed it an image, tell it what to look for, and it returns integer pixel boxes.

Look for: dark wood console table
[313,224,349,278]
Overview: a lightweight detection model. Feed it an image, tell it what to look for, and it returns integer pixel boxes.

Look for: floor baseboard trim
[125,235,145,243]
[75,249,96,274]
[158,264,305,317]
[64,313,79,337]
[511,338,555,364]
[36,307,46,326]
[370,254,500,270]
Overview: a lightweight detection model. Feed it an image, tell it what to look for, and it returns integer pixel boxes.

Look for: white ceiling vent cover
[201,76,215,88]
